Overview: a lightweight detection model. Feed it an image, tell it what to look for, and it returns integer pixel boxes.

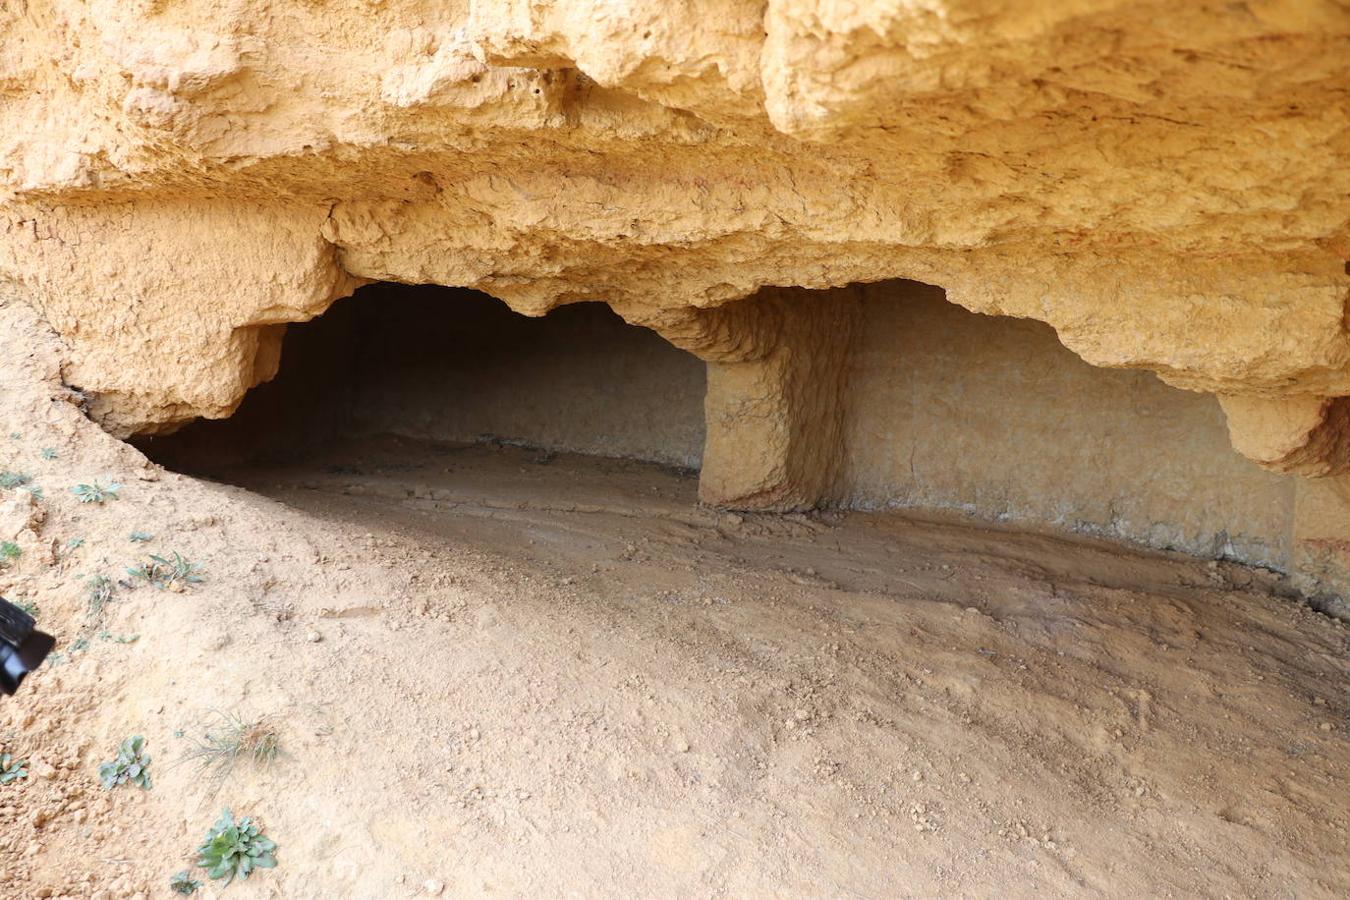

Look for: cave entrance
[137,283,708,482]
[136,278,1299,581]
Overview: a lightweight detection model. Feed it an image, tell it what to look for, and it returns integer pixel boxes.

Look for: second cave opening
[139,282,707,475]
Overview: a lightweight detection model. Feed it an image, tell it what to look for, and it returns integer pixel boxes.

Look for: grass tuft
[129,552,204,591]
[182,711,280,796]
[86,575,115,617]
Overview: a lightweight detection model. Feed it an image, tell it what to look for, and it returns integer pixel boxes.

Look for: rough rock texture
[1,2,1348,586]
[635,287,863,509]
[1220,395,1350,477]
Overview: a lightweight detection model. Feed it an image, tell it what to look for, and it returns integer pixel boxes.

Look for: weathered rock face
[1,2,1348,589]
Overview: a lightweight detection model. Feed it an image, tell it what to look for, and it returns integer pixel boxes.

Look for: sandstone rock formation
[1,2,1348,589]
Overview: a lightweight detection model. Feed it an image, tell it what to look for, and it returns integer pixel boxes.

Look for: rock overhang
[0,0,1347,482]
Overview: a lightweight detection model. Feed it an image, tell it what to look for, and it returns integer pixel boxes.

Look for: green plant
[129,530,154,543]
[0,471,31,489]
[196,808,277,885]
[66,536,84,551]
[0,752,28,785]
[99,735,153,790]
[40,448,57,460]
[71,481,120,504]
[12,599,37,618]
[129,552,204,591]
[169,871,201,895]
[0,541,19,564]
[86,575,115,616]
[184,712,280,794]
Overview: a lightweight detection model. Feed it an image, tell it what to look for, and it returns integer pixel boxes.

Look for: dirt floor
[1,300,1348,898]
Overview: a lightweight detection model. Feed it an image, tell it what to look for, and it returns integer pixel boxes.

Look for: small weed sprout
[99,735,153,790]
[196,808,277,884]
[0,752,28,785]
[12,599,37,618]
[169,871,202,895]
[184,712,280,794]
[129,552,204,591]
[0,541,19,565]
[0,471,31,489]
[129,530,154,543]
[40,448,57,460]
[66,537,84,551]
[86,575,115,617]
[71,481,120,504]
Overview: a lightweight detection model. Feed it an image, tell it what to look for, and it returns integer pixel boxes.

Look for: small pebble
[306,631,322,643]
[423,878,445,895]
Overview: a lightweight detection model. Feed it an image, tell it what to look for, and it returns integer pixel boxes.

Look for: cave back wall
[843,282,1297,567]
[351,288,707,470]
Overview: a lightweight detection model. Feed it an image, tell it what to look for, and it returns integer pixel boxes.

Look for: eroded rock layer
[1,2,1348,591]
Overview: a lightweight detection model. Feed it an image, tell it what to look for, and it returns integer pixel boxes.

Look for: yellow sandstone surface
[1,1,1348,590]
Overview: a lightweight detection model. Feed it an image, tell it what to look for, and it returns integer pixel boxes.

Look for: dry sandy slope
[0,297,1348,898]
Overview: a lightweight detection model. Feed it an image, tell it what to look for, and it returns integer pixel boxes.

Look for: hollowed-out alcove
[840,282,1295,568]
[140,282,708,473]
[139,278,1300,577]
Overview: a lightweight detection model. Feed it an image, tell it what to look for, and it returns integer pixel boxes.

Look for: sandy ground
[1,299,1348,898]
